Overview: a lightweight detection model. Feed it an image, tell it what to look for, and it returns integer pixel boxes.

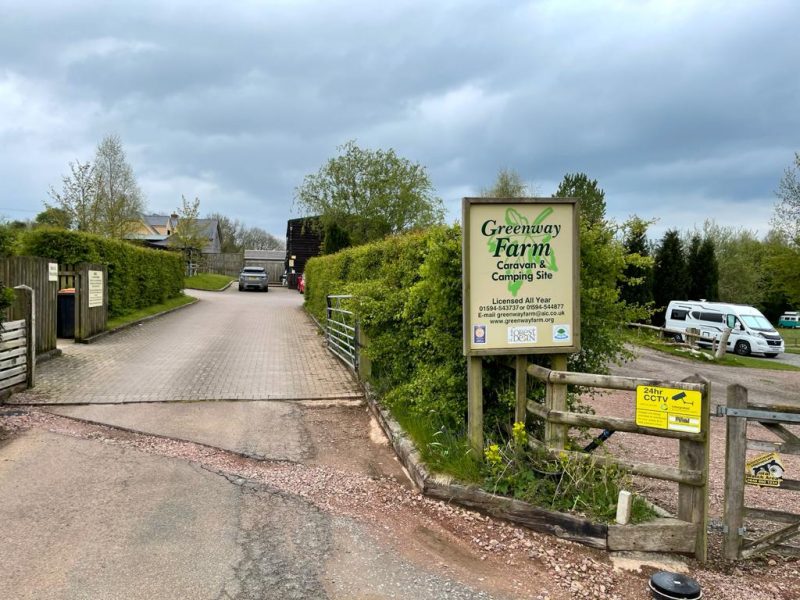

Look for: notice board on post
[462,198,580,356]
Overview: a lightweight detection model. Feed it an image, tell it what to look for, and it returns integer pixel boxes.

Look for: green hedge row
[305,226,467,425]
[21,229,184,318]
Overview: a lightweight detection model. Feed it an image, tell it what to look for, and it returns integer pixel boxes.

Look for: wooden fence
[0,286,35,397]
[0,256,57,356]
[722,385,800,559]
[521,359,711,560]
[203,253,244,277]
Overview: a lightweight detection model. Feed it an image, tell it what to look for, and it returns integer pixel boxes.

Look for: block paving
[10,287,363,404]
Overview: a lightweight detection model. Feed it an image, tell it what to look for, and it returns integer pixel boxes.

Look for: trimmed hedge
[305,226,467,426]
[21,229,184,318]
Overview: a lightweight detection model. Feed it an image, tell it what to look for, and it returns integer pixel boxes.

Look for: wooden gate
[722,384,800,559]
[0,256,57,356]
[74,263,108,342]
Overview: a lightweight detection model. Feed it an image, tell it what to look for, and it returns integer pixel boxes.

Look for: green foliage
[482,423,655,523]
[619,216,654,310]
[321,221,352,254]
[20,228,183,318]
[555,173,606,227]
[294,140,444,246]
[35,207,72,229]
[653,230,688,322]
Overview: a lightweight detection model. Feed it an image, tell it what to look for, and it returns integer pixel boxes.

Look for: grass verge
[107,295,197,330]
[781,328,800,354]
[625,328,800,371]
[184,273,236,291]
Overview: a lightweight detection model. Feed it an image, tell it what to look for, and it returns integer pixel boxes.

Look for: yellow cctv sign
[635,385,702,433]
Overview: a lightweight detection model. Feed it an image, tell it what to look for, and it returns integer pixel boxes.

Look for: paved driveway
[11,288,361,404]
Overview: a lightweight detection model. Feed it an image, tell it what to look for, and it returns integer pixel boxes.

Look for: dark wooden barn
[285,217,322,289]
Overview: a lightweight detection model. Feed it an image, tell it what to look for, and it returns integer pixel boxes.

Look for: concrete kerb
[79,296,200,344]
[185,280,235,293]
[360,381,610,549]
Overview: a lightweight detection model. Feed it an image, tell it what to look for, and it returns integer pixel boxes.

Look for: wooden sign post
[462,198,580,453]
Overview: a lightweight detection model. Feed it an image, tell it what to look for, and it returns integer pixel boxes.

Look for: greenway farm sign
[462,198,579,356]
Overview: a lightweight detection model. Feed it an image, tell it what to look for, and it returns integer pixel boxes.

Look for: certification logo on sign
[635,385,702,433]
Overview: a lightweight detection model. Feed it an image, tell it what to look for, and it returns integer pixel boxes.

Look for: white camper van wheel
[672,333,683,343]
[734,340,751,356]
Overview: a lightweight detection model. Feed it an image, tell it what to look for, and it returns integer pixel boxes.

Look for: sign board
[635,385,702,433]
[87,270,104,308]
[745,452,784,487]
[48,262,58,282]
[462,198,579,356]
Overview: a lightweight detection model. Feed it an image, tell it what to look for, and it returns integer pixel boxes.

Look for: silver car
[238,266,269,292]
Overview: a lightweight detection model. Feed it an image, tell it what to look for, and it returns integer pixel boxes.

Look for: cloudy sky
[1,0,798,240]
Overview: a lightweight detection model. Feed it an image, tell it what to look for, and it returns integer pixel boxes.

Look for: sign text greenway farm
[463,198,579,356]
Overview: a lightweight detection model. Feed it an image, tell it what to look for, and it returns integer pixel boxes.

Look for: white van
[664,300,784,358]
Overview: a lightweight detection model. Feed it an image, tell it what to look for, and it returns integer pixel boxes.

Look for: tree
[773,152,800,243]
[554,173,606,227]
[170,196,207,276]
[35,207,72,229]
[686,234,702,299]
[47,160,98,231]
[93,134,145,238]
[481,168,534,197]
[237,226,283,250]
[653,230,688,323]
[294,140,444,246]
[702,221,765,306]
[210,213,244,253]
[691,237,719,301]
[619,216,654,311]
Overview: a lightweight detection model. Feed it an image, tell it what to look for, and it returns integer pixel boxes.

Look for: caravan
[665,300,784,358]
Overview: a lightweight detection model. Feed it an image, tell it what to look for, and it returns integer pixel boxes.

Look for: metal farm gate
[325,295,357,371]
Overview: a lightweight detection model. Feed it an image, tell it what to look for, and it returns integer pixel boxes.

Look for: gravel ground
[2,408,799,599]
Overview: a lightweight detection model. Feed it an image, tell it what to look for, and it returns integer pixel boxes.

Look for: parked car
[238,266,269,292]
[297,273,305,294]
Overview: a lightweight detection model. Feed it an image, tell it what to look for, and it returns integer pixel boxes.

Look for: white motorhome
[665,300,784,358]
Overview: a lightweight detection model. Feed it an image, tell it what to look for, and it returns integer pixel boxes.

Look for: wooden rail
[522,360,710,561]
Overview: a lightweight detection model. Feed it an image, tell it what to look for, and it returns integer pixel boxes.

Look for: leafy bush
[19,228,184,318]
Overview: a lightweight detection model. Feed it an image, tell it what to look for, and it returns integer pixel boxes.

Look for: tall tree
[93,134,145,238]
[209,213,244,253]
[773,152,800,243]
[620,216,654,310]
[653,230,688,323]
[552,173,649,373]
[46,160,98,231]
[294,140,444,246]
[686,234,703,299]
[702,221,765,305]
[481,168,533,197]
[554,173,606,227]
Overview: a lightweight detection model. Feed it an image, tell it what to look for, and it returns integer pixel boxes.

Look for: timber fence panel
[0,256,57,355]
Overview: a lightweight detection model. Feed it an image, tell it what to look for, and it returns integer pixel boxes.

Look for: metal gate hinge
[722,525,746,535]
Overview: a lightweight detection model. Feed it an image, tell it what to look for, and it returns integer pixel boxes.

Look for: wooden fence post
[515,355,527,424]
[723,384,748,560]
[468,356,483,454]
[545,354,568,449]
[678,374,710,562]
[13,285,35,387]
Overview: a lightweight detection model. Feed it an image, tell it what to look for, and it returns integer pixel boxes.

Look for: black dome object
[649,571,702,600]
